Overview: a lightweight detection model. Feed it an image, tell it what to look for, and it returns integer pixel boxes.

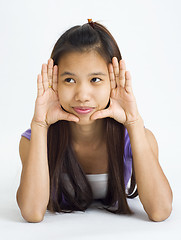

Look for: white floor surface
[0,180,180,240]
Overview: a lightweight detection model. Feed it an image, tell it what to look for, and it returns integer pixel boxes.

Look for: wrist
[123,114,143,128]
[124,114,144,130]
[31,117,49,129]
[30,120,49,141]
[123,112,141,126]
[124,116,139,126]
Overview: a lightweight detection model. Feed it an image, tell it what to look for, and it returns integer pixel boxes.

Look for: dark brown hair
[47,21,138,214]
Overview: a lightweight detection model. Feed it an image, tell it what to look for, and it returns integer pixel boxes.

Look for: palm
[109,85,137,123]
[33,59,79,125]
[35,87,62,124]
[91,58,139,124]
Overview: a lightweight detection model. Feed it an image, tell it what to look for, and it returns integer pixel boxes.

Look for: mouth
[73,106,95,115]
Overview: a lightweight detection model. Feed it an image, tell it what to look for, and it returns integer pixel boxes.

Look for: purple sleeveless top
[21,127,133,188]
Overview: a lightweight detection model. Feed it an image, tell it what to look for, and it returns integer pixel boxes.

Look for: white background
[0,0,180,239]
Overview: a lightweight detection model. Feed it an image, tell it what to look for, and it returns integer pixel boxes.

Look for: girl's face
[57,51,111,125]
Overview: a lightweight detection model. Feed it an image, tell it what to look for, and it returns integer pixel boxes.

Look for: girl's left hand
[90,57,140,125]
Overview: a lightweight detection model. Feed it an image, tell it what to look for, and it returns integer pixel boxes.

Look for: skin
[57,51,111,147]
[56,51,173,221]
[17,51,173,222]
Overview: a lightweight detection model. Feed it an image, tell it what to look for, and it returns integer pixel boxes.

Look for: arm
[16,122,49,223]
[90,57,173,221]
[16,58,79,223]
[126,115,173,222]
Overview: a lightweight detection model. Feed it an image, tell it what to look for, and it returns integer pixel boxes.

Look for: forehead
[58,51,108,71]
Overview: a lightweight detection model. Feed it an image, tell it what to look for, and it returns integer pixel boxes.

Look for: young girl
[16,19,173,223]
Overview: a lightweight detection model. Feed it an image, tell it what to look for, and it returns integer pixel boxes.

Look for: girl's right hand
[32,58,79,127]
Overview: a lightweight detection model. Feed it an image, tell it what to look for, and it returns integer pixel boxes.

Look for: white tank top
[63,173,108,199]
[86,173,108,199]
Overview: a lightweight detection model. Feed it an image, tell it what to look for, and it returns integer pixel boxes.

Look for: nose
[74,82,91,103]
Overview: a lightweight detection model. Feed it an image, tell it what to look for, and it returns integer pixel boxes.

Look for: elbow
[20,208,45,223]
[16,189,46,223]
[148,204,173,222]
[146,188,173,222]
[17,198,45,223]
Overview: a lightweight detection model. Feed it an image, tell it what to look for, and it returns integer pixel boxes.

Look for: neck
[69,119,106,147]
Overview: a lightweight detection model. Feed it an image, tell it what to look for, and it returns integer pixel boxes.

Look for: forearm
[126,115,173,221]
[17,122,50,216]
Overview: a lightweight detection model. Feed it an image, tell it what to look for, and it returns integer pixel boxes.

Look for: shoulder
[144,128,159,159]
[21,128,31,140]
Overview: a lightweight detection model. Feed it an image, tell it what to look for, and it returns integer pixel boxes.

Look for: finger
[125,71,133,93]
[41,64,49,90]
[47,58,53,87]
[119,59,126,88]
[90,108,112,120]
[108,63,116,89]
[112,57,120,87]
[52,65,58,92]
[37,74,44,97]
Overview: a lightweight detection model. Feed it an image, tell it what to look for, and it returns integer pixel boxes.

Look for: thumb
[67,113,80,123]
[59,110,80,123]
[90,108,112,120]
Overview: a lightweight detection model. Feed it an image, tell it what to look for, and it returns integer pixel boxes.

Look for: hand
[90,57,140,125]
[32,58,79,127]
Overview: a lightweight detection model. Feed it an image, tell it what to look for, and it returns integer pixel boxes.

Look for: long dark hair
[47,21,138,214]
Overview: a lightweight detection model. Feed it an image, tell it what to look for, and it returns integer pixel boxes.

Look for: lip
[73,107,95,115]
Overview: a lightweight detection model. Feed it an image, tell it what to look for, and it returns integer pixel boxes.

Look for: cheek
[98,86,110,107]
[58,88,71,106]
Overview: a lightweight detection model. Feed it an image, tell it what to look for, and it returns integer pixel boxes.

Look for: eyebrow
[60,71,107,77]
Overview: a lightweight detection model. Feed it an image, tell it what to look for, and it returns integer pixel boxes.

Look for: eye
[64,78,75,83]
[91,78,101,83]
